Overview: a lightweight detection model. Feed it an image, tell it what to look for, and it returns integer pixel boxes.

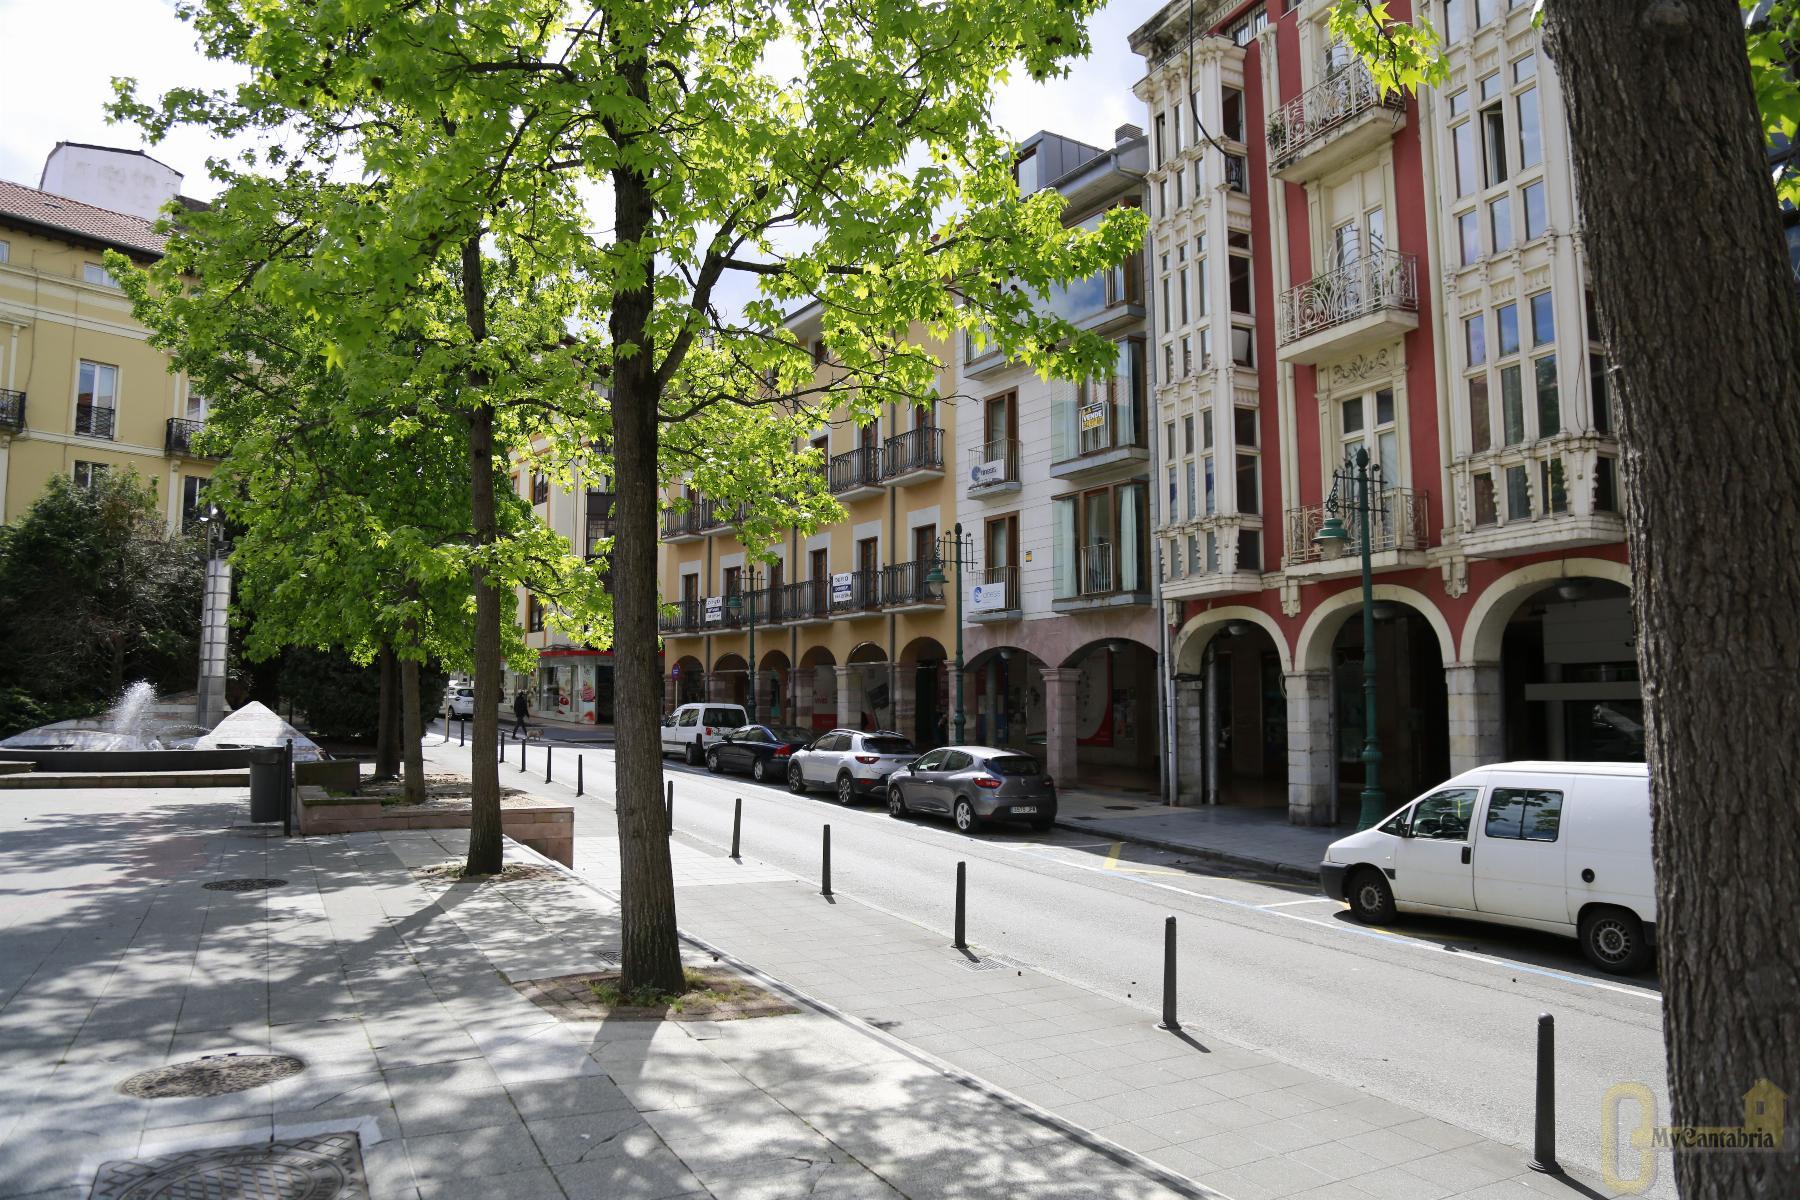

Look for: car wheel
[836,774,856,806]
[1580,907,1651,974]
[788,764,807,794]
[888,786,909,819]
[684,741,701,767]
[1346,868,1395,925]
[954,797,979,834]
[752,758,769,783]
[705,749,722,774]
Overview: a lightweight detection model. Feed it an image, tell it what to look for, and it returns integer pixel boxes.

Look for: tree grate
[203,878,288,892]
[117,1054,305,1099]
[89,1131,367,1200]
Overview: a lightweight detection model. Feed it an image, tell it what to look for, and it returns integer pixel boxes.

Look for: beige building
[0,146,214,531]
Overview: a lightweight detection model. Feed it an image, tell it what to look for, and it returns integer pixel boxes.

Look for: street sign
[969,581,1007,611]
[830,572,853,604]
[704,595,723,623]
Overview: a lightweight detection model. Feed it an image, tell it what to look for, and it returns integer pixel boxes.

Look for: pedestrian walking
[511,689,530,737]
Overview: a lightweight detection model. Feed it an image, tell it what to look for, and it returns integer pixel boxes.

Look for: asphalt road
[435,726,1672,1195]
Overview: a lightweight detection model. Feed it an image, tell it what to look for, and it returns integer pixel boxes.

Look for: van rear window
[704,709,743,726]
[1485,788,1564,842]
[986,756,1041,776]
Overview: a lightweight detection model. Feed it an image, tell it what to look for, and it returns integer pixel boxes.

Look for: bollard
[1528,1013,1561,1174]
[459,719,466,747]
[666,780,674,835]
[520,739,529,774]
[545,744,553,785]
[953,862,967,950]
[731,797,742,860]
[499,736,506,765]
[577,754,584,796]
[821,824,832,897]
[1157,916,1180,1032]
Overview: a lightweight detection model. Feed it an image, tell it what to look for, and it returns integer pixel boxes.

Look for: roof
[1463,761,1649,778]
[0,178,167,257]
[43,141,182,178]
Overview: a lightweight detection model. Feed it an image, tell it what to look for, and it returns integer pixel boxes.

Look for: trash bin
[247,746,288,823]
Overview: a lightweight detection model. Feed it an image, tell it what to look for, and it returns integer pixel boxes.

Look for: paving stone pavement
[0,786,1203,1200]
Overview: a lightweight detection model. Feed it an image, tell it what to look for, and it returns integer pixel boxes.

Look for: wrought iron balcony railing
[1283,485,1431,564]
[968,438,1020,490]
[1276,250,1419,348]
[658,598,704,634]
[772,580,829,623]
[969,564,1017,615]
[699,498,748,532]
[1266,61,1404,171]
[0,389,24,433]
[882,426,944,478]
[881,560,944,608]
[661,505,703,539]
[165,417,215,457]
[828,567,884,614]
[75,405,116,439]
[828,446,883,494]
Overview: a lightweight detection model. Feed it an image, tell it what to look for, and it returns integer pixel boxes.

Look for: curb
[1052,818,1322,885]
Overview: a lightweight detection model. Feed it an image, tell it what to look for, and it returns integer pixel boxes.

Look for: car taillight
[775,745,793,757]
[854,755,879,764]
[973,776,1002,789]
[1043,777,1056,788]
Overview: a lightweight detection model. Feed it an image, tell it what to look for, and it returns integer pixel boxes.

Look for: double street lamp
[1314,448,1388,831]
[924,523,975,744]
[725,565,761,724]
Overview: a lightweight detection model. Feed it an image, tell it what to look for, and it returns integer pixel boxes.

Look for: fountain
[0,681,210,752]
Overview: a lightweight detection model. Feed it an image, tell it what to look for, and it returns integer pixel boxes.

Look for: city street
[435,726,1670,1194]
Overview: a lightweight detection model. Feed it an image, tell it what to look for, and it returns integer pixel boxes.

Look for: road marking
[1259,897,1339,908]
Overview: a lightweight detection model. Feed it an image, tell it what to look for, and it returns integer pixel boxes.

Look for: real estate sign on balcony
[704,596,723,624]
[831,572,854,604]
[969,581,1007,611]
[1078,400,1107,432]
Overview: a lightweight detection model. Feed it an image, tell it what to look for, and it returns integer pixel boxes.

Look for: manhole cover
[202,878,288,892]
[118,1054,305,1098]
[90,1132,367,1200]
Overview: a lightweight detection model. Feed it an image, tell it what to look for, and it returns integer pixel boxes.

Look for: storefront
[535,648,615,724]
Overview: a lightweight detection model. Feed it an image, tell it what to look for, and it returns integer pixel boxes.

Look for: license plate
[1013,806,1038,815]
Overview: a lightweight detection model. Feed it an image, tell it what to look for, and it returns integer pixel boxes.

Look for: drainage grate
[118,1053,305,1099]
[961,955,1013,972]
[90,1132,367,1200]
[203,878,288,892]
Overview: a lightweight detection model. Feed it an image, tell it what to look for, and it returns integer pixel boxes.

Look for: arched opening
[965,646,1048,751]
[1174,621,1289,807]
[672,655,705,706]
[712,653,749,709]
[1064,639,1161,792]
[898,637,949,748]
[1499,578,1640,761]
[756,648,792,728]
[1325,603,1449,824]
[845,642,892,732]
[797,645,838,732]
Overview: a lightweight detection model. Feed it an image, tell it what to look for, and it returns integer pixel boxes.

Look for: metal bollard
[499,736,506,765]
[545,744,553,784]
[1157,915,1180,1032]
[731,798,742,860]
[953,862,967,950]
[666,780,674,835]
[1528,1013,1561,1174]
[459,719,466,747]
[577,754,584,796]
[821,824,832,897]
[520,739,528,774]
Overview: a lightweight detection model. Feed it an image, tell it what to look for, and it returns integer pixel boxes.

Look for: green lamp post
[924,523,975,744]
[726,565,760,723]
[1314,448,1387,831]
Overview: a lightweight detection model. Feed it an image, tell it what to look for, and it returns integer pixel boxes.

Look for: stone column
[835,665,857,730]
[1042,667,1080,790]
[664,674,680,712]
[1285,670,1334,826]
[1445,662,1505,774]
[1175,678,1205,805]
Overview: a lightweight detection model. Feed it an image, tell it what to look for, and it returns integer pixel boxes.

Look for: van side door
[1391,787,1479,911]
[1473,781,1571,925]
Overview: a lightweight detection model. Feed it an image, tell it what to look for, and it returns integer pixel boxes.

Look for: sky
[0,0,1150,202]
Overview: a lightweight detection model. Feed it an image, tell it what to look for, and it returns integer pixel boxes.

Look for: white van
[1319,762,1655,973]
[659,703,749,766]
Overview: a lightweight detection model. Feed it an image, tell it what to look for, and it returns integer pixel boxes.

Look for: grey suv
[788,729,917,805]
[886,746,1057,833]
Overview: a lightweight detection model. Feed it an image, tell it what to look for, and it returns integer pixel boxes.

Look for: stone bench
[296,786,574,866]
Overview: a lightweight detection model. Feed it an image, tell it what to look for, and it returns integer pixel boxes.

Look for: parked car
[447,686,476,719]
[659,703,749,766]
[1319,761,1655,973]
[886,746,1056,833]
[787,729,917,804]
[706,725,816,783]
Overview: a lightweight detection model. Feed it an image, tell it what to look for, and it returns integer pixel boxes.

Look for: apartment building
[954,128,1163,793]
[0,145,215,531]
[1132,0,1634,826]
[656,311,958,747]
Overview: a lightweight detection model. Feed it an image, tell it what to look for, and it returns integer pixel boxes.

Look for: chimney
[1114,123,1144,144]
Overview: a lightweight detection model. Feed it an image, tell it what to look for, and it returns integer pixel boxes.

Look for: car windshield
[986,755,1041,776]
[863,737,914,755]
[772,727,814,743]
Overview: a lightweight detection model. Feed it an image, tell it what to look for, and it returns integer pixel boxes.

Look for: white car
[446,686,476,718]
[786,729,918,805]
[659,703,749,766]
[1319,761,1655,973]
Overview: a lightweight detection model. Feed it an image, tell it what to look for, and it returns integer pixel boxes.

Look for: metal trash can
[247,746,288,823]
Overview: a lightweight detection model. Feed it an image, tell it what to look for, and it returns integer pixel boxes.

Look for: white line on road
[1258,897,1340,908]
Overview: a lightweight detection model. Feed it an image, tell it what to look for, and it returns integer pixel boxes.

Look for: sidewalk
[1053,791,1341,881]
[0,783,1199,1199]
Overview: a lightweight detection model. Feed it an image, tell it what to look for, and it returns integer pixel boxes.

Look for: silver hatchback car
[787,729,919,805]
[886,746,1057,833]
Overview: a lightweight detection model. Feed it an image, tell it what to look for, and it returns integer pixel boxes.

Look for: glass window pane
[1342,396,1364,435]
[1468,375,1491,452]
[1204,456,1216,514]
[1486,788,1563,841]
[1183,415,1194,454]
[1229,255,1252,313]
[1490,194,1514,253]
[1595,456,1618,512]
[1502,364,1525,444]
[1446,0,1468,42]
[1518,86,1542,168]
[1531,292,1555,345]
[1513,53,1537,83]
[1235,453,1258,514]
[1474,472,1499,526]
[1506,463,1531,519]
[1120,484,1146,591]
[1448,88,1469,118]
[1497,304,1520,356]
[1458,211,1481,265]
[1412,789,1477,840]
[1375,388,1395,426]
[1202,410,1214,449]
[1590,354,1612,434]
[1234,407,1258,447]
[1453,123,1478,197]
[1535,354,1560,433]
[1378,430,1400,482]
[1167,464,1177,511]
[1523,180,1547,240]
[1185,462,1196,518]
[1053,498,1077,597]
[1542,459,1568,514]
[1466,315,1487,367]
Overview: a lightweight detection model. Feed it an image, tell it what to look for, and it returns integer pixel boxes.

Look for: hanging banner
[704,595,724,624]
[970,458,1007,486]
[969,581,1008,611]
[830,572,854,604]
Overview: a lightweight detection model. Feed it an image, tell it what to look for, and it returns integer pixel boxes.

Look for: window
[0,240,10,263]
[1590,354,1613,435]
[1221,88,1244,142]
[1496,303,1520,356]
[1468,375,1491,452]
[527,595,547,632]
[1052,480,1149,598]
[1465,315,1487,367]
[723,565,742,600]
[83,262,118,287]
[531,471,550,505]
[1473,472,1499,526]
[76,360,118,438]
[1154,114,1167,165]
[1195,243,1210,316]
[1161,273,1171,333]
[1530,292,1555,345]
[985,514,1017,574]
[1234,407,1258,448]
[1501,365,1524,445]
[1481,91,1509,186]
[1534,355,1559,434]
[1341,387,1400,482]
[1185,460,1197,519]
[1489,194,1514,253]
[1173,103,1184,154]
[1410,789,1477,841]
[1450,93,1477,197]
[1522,180,1547,240]
[1474,0,1498,27]
[1183,415,1195,454]
[1225,153,1247,193]
[181,475,207,527]
[1595,456,1619,512]
[1540,459,1568,514]
[1235,452,1259,514]
[1445,0,1468,40]
[1015,149,1039,193]
[1484,788,1563,842]
[1457,211,1480,266]
[1181,336,1193,376]
[1165,421,1176,458]
[1061,338,1145,458]
[1517,86,1542,168]
[73,461,108,490]
[1228,253,1252,314]
[1506,463,1531,519]
[1178,266,1189,324]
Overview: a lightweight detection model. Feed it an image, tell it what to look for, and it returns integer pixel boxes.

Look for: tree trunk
[609,49,686,995]
[401,654,424,805]
[374,642,399,780]
[1543,6,1800,1195]
[462,236,506,876]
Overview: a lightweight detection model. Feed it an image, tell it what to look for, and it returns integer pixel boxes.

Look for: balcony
[967,565,1020,622]
[1267,61,1406,182]
[699,498,747,533]
[75,405,116,440]
[1451,447,1626,560]
[1053,542,1153,613]
[165,417,217,458]
[661,505,704,543]
[828,447,884,501]
[881,560,945,612]
[1050,402,1149,481]
[882,427,944,485]
[1276,250,1420,365]
[659,598,704,636]
[0,389,24,434]
[966,439,1021,496]
[828,568,884,617]
[773,580,832,625]
[1282,485,1431,578]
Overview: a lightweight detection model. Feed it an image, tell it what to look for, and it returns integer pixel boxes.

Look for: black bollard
[731,797,742,860]
[545,744,553,785]
[1157,915,1180,1032]
[953,862,967,950]
[577,754,584,796]
[459,719,466,747]
[520,739,528,774]
[821,824,832,897]
[1528,1013,1561,1174]
[666,780,674,835]
[499,736,506,765]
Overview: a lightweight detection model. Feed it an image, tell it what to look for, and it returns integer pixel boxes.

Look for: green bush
[279,647,447,741]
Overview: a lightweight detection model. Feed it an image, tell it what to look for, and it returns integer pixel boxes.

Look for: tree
[1332,2,1800,1192]
[0,472,205,736]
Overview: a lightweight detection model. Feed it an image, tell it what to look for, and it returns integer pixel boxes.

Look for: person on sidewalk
[511,689,530,737]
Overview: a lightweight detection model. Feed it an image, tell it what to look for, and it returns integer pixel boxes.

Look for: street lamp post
[727,566,761,724]
[924,523,975,744]
[1314,448,1387,831]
